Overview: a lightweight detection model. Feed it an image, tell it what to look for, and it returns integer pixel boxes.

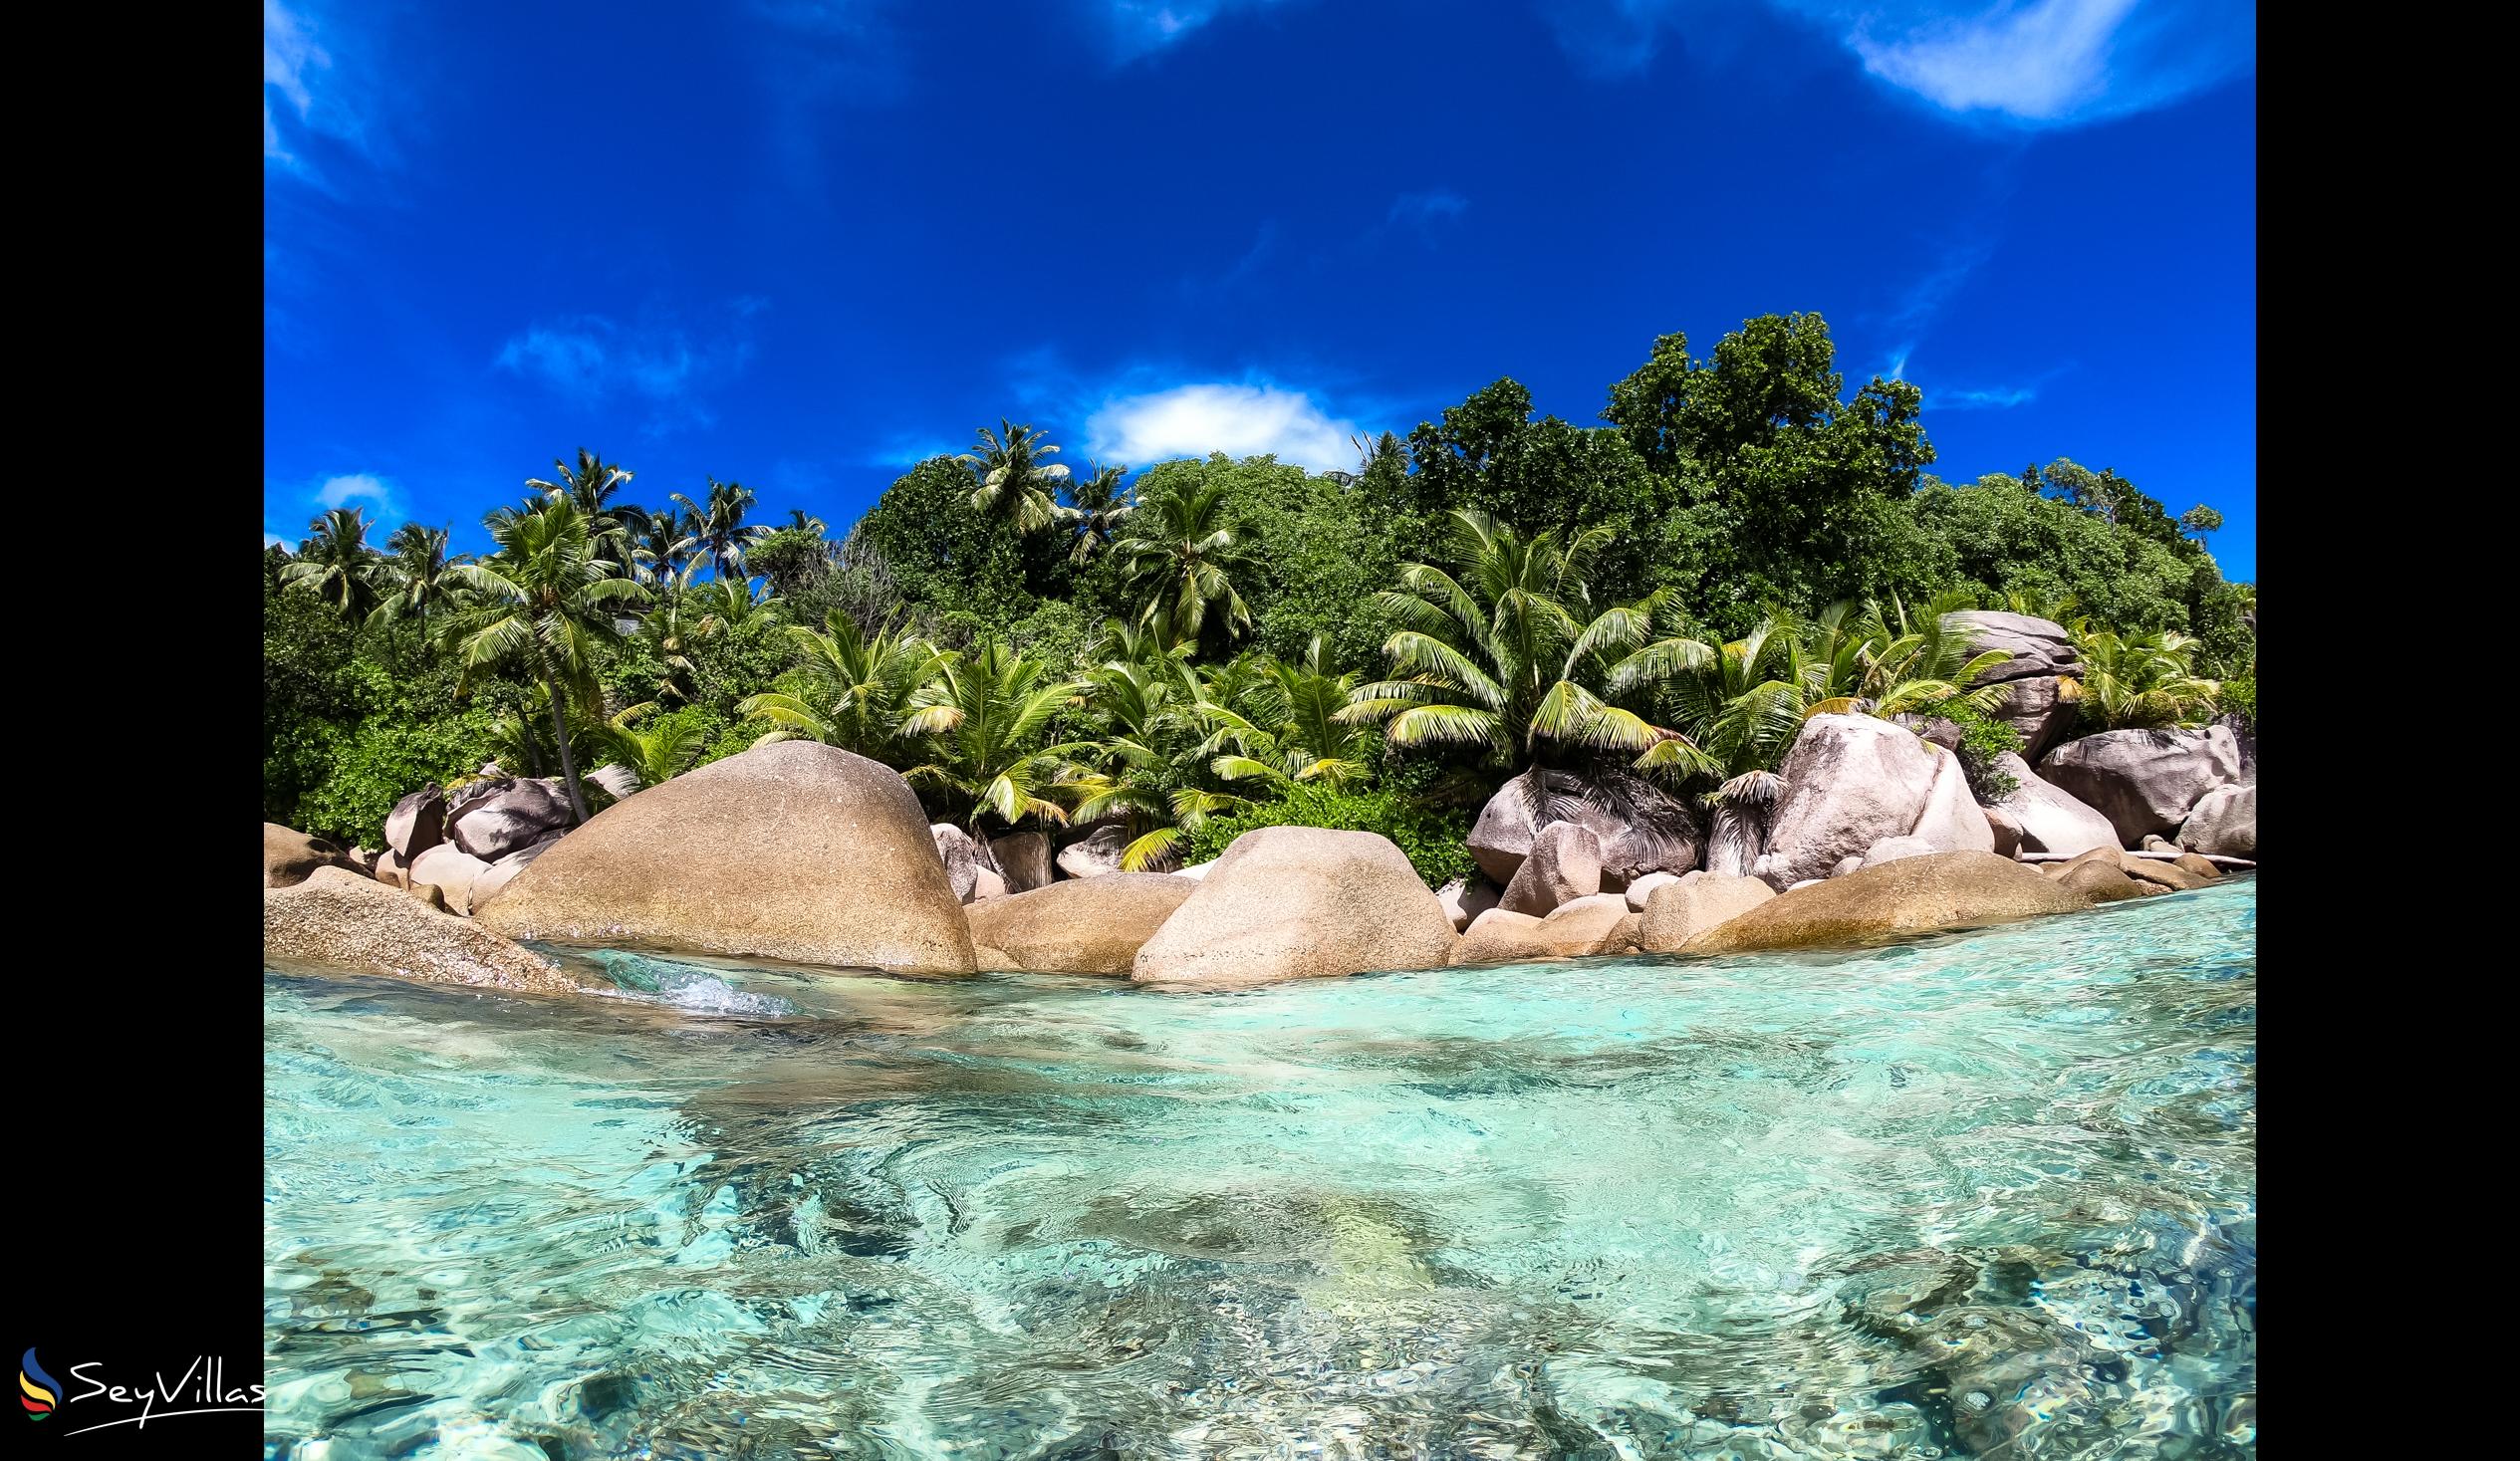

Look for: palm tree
[1340,511,1720,804]
[278,507,386,619]
[437,496,651,824]
[630,507,695,585]
[527,449,639,568]
[1059,640,1214,870]
[629,561,708,705]
[669,477,764,581]
[691,576,782,635]
[1111,475,1256,647]
[369,523,465,632]
[1063,462,1134,566]
[591,702,709,795]
[958,421,1071,534]
[901,638,1091,833]
[1200,635,1374,792]
[2067,622,2219,729]
[738,609,946,764]
[1818,592,2013,719]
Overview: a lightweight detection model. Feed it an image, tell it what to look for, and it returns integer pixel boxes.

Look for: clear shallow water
[265,878,2255,1460]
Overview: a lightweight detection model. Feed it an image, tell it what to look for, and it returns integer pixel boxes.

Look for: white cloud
[1542,1,2252,127]
[1093,1,1298,64]
[1847,0,2137,121]
[314,473,399,514]
[265,0,396,177]
[494,303,764,433]
[1086,382,1363,474]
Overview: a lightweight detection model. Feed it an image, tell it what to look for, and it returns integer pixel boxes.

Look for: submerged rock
[264,868,582,995]
[964,873,1196,976]
[1133,827,1456,990]
[1680,851,2087,954]
[476,740,977,975]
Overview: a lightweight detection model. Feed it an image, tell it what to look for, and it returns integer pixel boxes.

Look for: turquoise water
[265,879,2255,1459]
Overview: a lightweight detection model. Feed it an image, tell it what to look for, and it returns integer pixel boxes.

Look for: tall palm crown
[1063,462,1134,566]
[527,449,640,568]
[630,508,695,586]
[437,496,651,823]
[1340,509,1719,783]
[1111,476,1256,647]
[901,638,1090,832]
[371,523,465,630]
[279,508,386,619]
[958,421,1072,534]
[739,609,945,764]
[1200,635,1373,792]
[669,477,763,581]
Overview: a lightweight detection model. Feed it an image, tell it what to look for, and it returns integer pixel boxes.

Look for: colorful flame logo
[20,1348,59,1421]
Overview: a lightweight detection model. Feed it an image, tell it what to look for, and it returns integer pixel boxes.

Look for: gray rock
[409,844,494,914]
[931,823,983,902]
[448,778,576,860]
[1132,827,1457,990]
[1054,823,1134,880]
[1983,752,2119,857]
[1467,770,1700,887]
[1940,611,2084,760]
[1753,714,1943,888]
[1858,835,1941,870]
[1638,873,1776,952]
[1624,870,1681,911]
[1983,803,2023,858]
[467,835,561,912]
[2177,783,2256,857]
[265,823,356,889]
[989,831,1055,893]
[1498,821,1603,915]
[383,786,447,859]
[1911,751,1997,854]
[1436,876,1503,931]
[2038,726,2240,845]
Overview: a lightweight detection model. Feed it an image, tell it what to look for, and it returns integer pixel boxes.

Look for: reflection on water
[265,878,2255,1459]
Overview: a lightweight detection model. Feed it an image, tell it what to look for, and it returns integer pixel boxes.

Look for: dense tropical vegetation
[265,313,2255,876]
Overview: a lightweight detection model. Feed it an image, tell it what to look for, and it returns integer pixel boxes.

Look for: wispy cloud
[1388,189,1469,228]
[264,0,403,181]
[1541,1,2253,127]
[1090,1,1303,64]
[1931,382,2040,410]
[1085,381,1363,474]
[494,299,767,434]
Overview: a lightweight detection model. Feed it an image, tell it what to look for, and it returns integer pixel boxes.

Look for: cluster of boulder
[261,611,2255,997]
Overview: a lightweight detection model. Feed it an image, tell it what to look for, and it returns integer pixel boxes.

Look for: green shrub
[2220,673,2255,732]
[1183,782,1475,887]
[1925,700,2023,803]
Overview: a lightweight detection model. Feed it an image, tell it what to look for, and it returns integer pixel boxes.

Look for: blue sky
[264,0,2257,580]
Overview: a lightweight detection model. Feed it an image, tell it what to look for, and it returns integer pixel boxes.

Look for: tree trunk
[543,671,593,825]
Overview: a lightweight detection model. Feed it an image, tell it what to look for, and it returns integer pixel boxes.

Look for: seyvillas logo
[16,1349,263,1438]
[20,1348,59,1420]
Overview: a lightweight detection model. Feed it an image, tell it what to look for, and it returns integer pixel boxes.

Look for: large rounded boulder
[265,869,584,995]
[1132,827,1457,990]
[1637,873,1775,953]
[965,873,1196,975]
[2039,727,2241,846]
[1679,851,2088,955]
[383,785,448,860]
[2177,783,2256,857]
[1982,752,2119,857]
[1751,714,1943,889]
[476,741,978,975]
[447,777,576,859]
[265,823,357,889]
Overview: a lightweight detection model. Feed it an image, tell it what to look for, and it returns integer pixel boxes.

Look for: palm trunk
[543,670,593,825]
